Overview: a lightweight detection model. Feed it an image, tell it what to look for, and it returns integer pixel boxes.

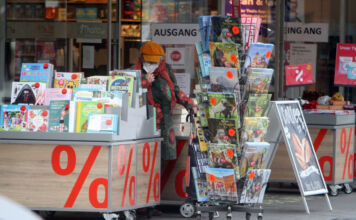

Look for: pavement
[41,185,356,220]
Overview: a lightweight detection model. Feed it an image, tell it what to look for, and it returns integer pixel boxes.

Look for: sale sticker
[285,63,314,86]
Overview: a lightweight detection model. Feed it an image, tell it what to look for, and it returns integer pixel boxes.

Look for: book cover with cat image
[75,101,105,133]
[207,93,239,121]
[207,118,239,148]
[240,142,272,178]
[205,167,238,203]
[241,117,270,143]
[240,169,271,204]
[242,43,274,78]
[244,94,272,117]
[209,42,240,77]
[11,82,46,105]
[211,16,243,47]
[245,68,274,95]
[209,67,240,93]
[0,104,30,132]
[208,143,240,179]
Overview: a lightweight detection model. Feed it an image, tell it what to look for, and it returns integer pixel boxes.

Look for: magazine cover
[242,43,274,78]
[205,167,238,203]
[207,118,239,146]
[43,88,73,106]
[108,75,135,106]
[211,16,243,46]
[209,67,240,93]
[245,68,274,94]
[192,167,209,202]
[87,113,118,134]
[11,82,46,105]
[241,117,270,143]
[208,143,239,178]
[209,42,240,73]
[244,94,272,117]
[53,72,83,89]
[75,101,105,133]
[0,104,29,132]
[207,93,239,120]
[240,169,271,204]
[240,142,272,178]
[27,106,49,132]
[20,63,54,87]
[48,100,70,133]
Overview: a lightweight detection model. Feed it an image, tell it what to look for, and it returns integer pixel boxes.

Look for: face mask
[143,62,159,73]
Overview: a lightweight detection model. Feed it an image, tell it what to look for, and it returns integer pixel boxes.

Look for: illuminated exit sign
[284,22,329,42]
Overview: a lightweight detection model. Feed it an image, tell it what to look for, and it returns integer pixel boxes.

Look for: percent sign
[51,145,107,208]
[142,142,160,203]
[117,145,135,207]
[340,128,353,180]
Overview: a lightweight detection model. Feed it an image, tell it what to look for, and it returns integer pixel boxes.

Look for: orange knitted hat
[140,41,165,63]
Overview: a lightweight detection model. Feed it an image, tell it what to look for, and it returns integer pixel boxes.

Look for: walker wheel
[180,202,196,218]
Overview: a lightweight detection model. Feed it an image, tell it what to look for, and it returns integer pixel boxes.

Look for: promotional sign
[274,101,328,196]
[174,73,191,96]
[334,43,356,86]
[151,23,200,45]
[285,64,313,86]
[165,48,186,69]
[284,22,329,43]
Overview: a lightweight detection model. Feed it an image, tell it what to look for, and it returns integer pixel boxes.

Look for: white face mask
[143,62,159,73]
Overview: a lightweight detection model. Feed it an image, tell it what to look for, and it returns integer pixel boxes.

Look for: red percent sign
[340,128,353,180]
[143,142,160,203]
[117,145,135,207]
[51,145,107,208]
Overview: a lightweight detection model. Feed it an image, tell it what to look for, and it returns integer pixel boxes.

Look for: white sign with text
[152,23,201,45]
[284,22,329,42]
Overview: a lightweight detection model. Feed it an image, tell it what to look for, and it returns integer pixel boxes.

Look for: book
[207,118,239,146]
[205,167,238,203]
[87,75,108,86]
[79,84,107,91]
[108,75,135,107]
[241,117,270,143]
[0,104,29,132]
[211,16,243,46]
[245,68,274,94]
[87,113,119,134]
[192,167,209,202]
[190,142,209,177]
[48,100,70,133]
[209,42,240,72]
[195,41,211,82]
[75,101,105,133]
[244,94,272,117]
[240,169,271,204]
[11,82,46,105]
[207,93,239,120]
[27,106,49,132]
[68,101,76,133]
[209,67,240,93]
[43,88,73,106]
[20,63,54,87]
[240,142,272,178]
[92,91,125,107]
[72,88,99,101]
[199,16,213,52]
[110,69,142,92]
[53,72,83,89]
[208,143,239,179]
[242,43,274,78]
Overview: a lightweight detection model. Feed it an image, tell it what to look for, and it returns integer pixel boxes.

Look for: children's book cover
[246,68,274,94]
[0,104,29,132]
[79,84,107,91]
[211,16,243,46]
[87,113,118,134]
[48,100,70,133]
[205,167,238,203]
[208,143,239,179]
[92,91,124,107]
[241,117,269,143]
[20,63,54,87]
[108,75,135,106]
[240,169,271,204]
[209,67,240,93]
[207,118,239,146]
[207,93,238,120]
[44,88,73,106]
[240,142,272,178]
[87,75,109,85]
[76,101,105,133]
[242,43,274,78]
[196,92,210,127]
[27,106,49,132]
[199,16,212,52]
[72,88,99,101]
[209,42,240,72]
[11,82,46,105]
[53,72,83,89]
[195,41,211,82]
[192,167,209,202]
[244,94,272,117]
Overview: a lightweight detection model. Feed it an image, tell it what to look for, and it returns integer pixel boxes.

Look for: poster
[334,43,356,86]
[82,45,94,69]
[275,101,328,196]
[174,73,190,95]
[285,64,313,86]
[166,48,186,69]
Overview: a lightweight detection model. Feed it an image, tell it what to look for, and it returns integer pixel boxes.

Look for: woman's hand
[146,72,155,83]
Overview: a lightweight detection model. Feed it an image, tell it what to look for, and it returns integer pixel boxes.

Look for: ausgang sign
[152,23,201,45]
[284,22,329,43]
